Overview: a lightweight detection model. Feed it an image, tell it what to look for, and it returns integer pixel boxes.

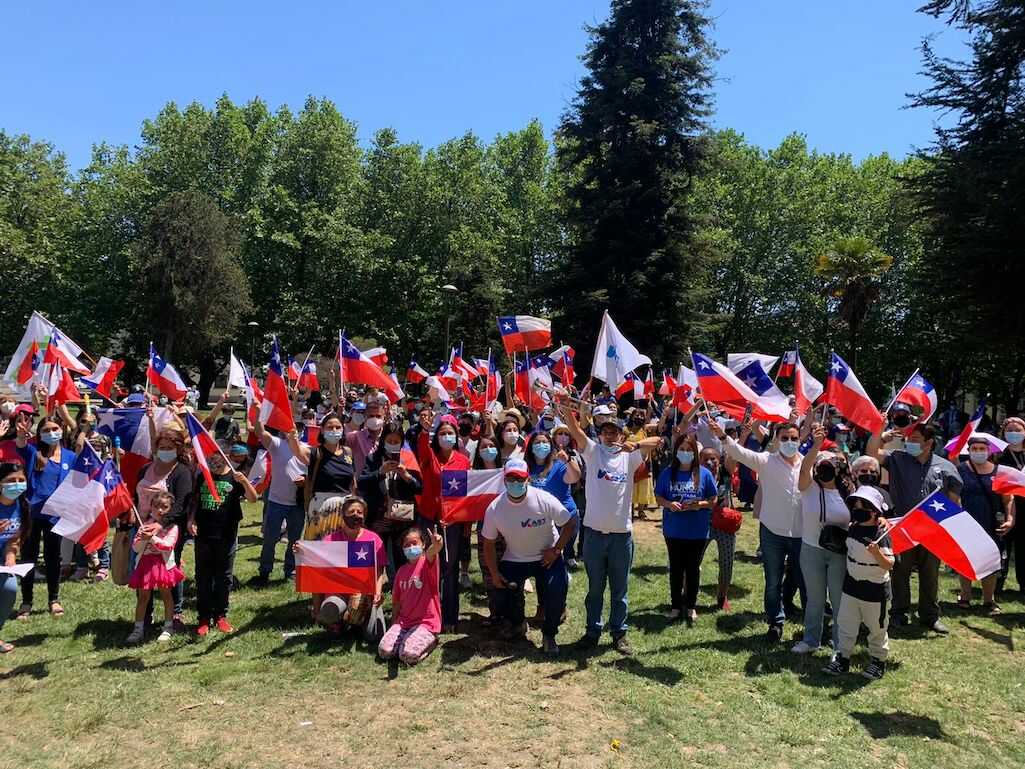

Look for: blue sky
[3,1,968,172]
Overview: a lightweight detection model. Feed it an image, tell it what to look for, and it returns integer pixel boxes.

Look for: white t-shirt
[264,434,308,506]
[800,484,851,549]
[580,437,643,534]
[481,486,573,563]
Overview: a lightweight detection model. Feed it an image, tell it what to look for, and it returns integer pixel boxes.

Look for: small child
[126,491,185,644]
[823,486,894,680]
[378,527,443,665]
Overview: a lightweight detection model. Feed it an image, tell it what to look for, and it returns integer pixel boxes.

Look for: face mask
[458,424,473,437]
[532,443,552,460]
[323,429,344,443]
[857,473,879,487]
[1,481,26,500]
[480,446,498,462]
[905,441,922,457]
[232,444,248,455]
[850,506,874,525]
[676,450,694,466]
[0,402,14,417]
[555,435,570,448]
[156,448,178,463]
[343,514,364,530]
[365,417,383,431]
[385,443,402,455]
[814,463,836,483]
[503,431,520,446]
[778,440,799,458]
[1006,431,1024,446]
[969,450,989,465]
[41,430,62,445]
[351,413,365,426]
[892,413,911,428]
[506,480,528,498]
[601,441,622,454]
[404,545,423,561]
[439,433,457,449]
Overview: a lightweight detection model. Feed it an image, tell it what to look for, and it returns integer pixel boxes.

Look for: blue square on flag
[498,317,520,334]
[917,491,960,523]
[441,470,468,498]
[829,354,850,381]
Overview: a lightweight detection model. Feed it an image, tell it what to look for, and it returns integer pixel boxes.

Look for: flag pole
[144,341,152,402]
[883,369,919,416]
[298,344,316,384]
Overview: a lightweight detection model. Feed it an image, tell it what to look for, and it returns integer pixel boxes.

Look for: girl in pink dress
[126,491,185,644]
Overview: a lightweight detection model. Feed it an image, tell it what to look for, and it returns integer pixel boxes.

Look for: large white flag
[727,353,780,374]
[4,311,88,383]
[590,311,652,390]
[228,347,248,389]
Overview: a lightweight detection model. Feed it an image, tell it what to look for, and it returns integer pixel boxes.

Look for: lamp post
[441,284,458,360]
[247,321,260,365]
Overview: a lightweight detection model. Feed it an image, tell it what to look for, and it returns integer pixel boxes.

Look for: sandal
[984,602,1002,616]
[49,602,64,617]
[15,604,31,620]
[957,596,971,609]
[0,641,13,653]
[93,568,109,583]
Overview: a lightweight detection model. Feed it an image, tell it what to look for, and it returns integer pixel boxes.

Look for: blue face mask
[439,434,457,449]
[506,480,528,498]
[231,444,248,455]
[156,448,178,463]
[403,545,423,561]
[480,447,498,462]
[40,430,62,446]
[532,443,552,460]
[676,450,694,466]
[905,441,922,457]
[1,482,26,501]
[1006,431,1025,446]
[323,429,344,443]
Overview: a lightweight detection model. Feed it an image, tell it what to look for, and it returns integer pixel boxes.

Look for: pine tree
[552,0,719,374]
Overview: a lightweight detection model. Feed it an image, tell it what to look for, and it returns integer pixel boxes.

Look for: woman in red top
[416,415,470,633]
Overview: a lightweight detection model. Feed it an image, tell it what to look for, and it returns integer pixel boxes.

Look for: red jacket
[415,430,470,521]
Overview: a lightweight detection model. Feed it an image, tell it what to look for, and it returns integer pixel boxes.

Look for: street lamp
[247,321,260,365]
[441,284,458,359]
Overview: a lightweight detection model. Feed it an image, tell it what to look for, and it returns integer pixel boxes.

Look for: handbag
[110,525,132,586]
[817,485,848,555]
[383,473,415,522]
[711,506,742,534]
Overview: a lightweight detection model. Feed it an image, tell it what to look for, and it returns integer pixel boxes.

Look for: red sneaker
[196,622,210,637]
[215,617,234,633]
[721,598,731,613]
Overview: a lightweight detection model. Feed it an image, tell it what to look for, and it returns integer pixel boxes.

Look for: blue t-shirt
[0,500,22,547]
[529,460,577,514]
[18,444,77,521]
[655,465,718,540]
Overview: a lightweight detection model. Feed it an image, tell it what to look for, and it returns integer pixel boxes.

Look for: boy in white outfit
[823,486,894,680]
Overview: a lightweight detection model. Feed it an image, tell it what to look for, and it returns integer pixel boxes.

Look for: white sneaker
[663,608,682,620]
[791,640,818,654]
[126,626,144,644]
[157,628,173,643]
[523,578,534,594]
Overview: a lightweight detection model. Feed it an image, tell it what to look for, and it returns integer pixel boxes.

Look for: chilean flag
[41,327,90,375]
[450,344,478,381]
[147,343,188,401]
[294,540,378,595]
[822,353,883,433]
[287,356,302,382]
[339,332,402,401]
[886,491,1001,580]
[673,364,698,410]
[259,337,295,432]
[659,370,678,397]
[993,464,1025,497]
[615,371,645,400]
[473,358,491,378]
[481,350,500,410]
[81,357,124,399]
[793,351,824,416]
[96,406,174,495]
[514,356,545,410]
[46,361,80,410]
[299,360,320,391]
[424,375,452,406]
[406,358,429,385]
[184,411,223,503]
[364,347,389,368]
[16,340,41,385]
[947,400,986,460]
[643,369,655,397]
[497,315,552,354]
[440,467,505,524]
[548,345,576,386]
[778,350,798,378]
[691,353,790,422]
[45,443,133,554]
[894,370,938,424]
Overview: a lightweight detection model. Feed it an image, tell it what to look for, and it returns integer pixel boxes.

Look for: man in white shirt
[481,459,577,656]
[711,419,805,643]
[561,402,661,656]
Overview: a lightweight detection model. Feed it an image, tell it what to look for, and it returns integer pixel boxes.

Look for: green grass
[1,504,1024,769]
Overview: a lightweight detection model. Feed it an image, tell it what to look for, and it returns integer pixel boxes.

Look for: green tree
[552,0,720,373]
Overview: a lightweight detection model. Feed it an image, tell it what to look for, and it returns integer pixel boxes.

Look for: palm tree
[814,236,893,366]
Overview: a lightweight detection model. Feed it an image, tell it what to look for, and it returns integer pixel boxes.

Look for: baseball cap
[504,458,530,479]
[593,405,614,417]
[12,404,34,416]
[126,393,145,405]
[352,401,367,412]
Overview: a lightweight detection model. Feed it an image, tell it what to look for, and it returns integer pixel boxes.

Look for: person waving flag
[259,337,294,432]
[497,315,552,354]
[822,353,883,433]
[147,343,188,401]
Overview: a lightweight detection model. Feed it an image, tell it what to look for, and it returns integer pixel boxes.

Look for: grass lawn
[1,504,1024,769]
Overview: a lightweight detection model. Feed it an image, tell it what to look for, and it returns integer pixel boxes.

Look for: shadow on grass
[734,551,762,564]
[237,534,262,547]
[0,661,47,680]
[700,582,751,599]
[632,564,667,580]
[198,597,314,655]
[715,610,764,634]
[963,622,1013,651]
[73,618,131,651]
[98,655,200,673]
[849,711,948,740]
[598,655,685,686]
[8,633,48,648]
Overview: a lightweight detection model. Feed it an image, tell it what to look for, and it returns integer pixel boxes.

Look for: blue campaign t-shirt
[655,465,718,540]
[18,444,77,521]
[529,460,577,515]
[0,500,22,547]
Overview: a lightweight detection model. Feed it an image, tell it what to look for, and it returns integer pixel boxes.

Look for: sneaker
[523,578,534,594]
[565,558,579,571]
[458,572,472,590]
[822,654,850,675]
[215,617,234,633]
[196,622,210,637]
[542,635,560,656]
[927,619,950,634]
[862,657,886,680]
[70,567,89,581]
[575,633,599,650]
[93,568,109,583]
[126,626,145,644]
[984,602,1002,616]
[157,628,173,643]
[765,625,783,643]
[613,635,634,656]
[663,608,682,621]
[791,640,818,655]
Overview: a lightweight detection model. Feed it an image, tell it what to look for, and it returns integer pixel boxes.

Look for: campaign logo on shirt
[597,467,627,484]
[520,517,548,529]
[200,478,234,509]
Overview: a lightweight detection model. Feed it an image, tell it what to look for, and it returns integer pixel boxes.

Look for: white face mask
[365,417,383,431]
[969,450,989,465]
[503,431,520,446]
[778,440,799,458]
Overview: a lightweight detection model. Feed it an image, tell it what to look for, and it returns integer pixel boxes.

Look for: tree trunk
[197,352,219,409]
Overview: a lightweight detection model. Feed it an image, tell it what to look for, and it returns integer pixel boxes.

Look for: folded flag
[147,343,188,401]
[498,315,552,355]
[184,412,224,503]
[992,464,1025,497]
[406,359,429,385]
[259,337,295,432]
[793,350,824,416]
[894,370,938,424]
[778,350,797,378]
[691,353,790,422]
[339,332,402,401]
[294,540,378,595]
[591,311,652,390]
[81,357,124,399]
[886,491,1001,580]
[822,353,883,433]
[45,443,133,554]
[441,467,505,524]
[16,340,41,386]
[946,400,987,460]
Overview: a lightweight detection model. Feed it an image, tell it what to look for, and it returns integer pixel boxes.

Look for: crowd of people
[0,375,1020,681]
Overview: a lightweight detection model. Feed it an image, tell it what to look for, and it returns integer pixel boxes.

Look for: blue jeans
[259,500,304,578]
[440,523,464,626]
[759,524,804,629]
[498,557,569,638]
[0,575,17,634]
[799,543,845,648]
[75,541,111,569]
[582,528,634,638]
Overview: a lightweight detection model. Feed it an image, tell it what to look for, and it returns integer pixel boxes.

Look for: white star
[743,375,758,389]
[354,547,368,561]
[698,360,710,370]
[81,457,92,467]
[503,322,513,331]
[928,500,945,513]
[104,470,114,484]
[447,477,462,492]
[831,360,843,372]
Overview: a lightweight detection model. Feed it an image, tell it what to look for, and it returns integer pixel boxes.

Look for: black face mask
[850,507,874,525]
[458,424,473,437]
[857,473,879,487]
[815,464,836,483]
[343,514,364,529]
[892,413,911,428]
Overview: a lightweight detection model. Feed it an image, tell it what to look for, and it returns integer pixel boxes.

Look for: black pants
[1007,526,1025,591]
[21,518,61,606]
[440,523,464,626]
[665,537,709,611]
[195,536,238,620]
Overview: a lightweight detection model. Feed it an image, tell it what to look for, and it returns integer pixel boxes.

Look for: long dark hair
[0,462,31,547]
[472,436,498,470]
[34,417,63,472]
[669,433,701,487]
[369,421,406,464]
[524,430,554,474]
